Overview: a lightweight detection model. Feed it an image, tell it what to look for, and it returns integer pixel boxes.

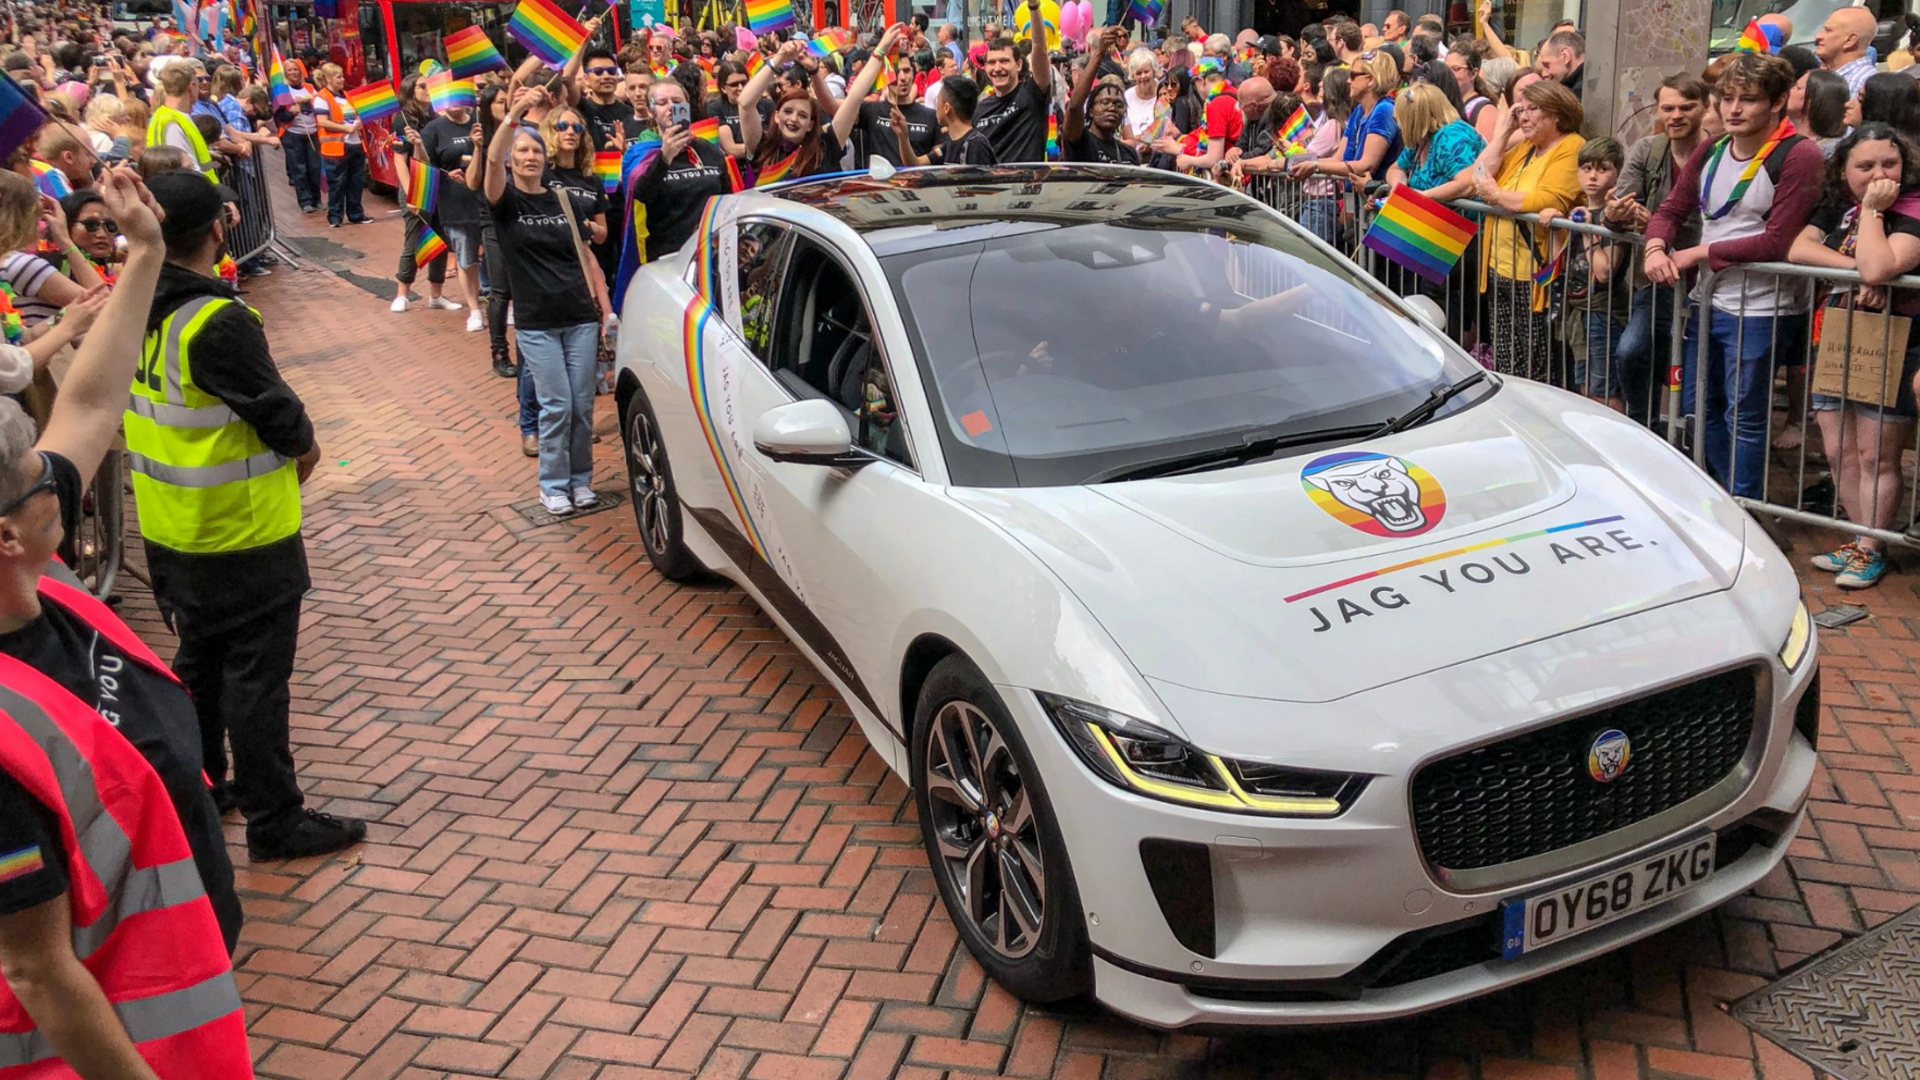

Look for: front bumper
[1009,595,1818,1029]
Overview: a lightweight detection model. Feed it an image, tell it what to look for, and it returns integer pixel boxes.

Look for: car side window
[711,220,792,362]
[766,236,913,470]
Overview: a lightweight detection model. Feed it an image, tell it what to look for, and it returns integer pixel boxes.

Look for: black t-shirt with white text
[578,97,642,153]
[419,114,483,228]
[929,127,999,166]
[858,100,937,165]
[1064,126,1139,165]
[632,140,738,262]
[972,76,1049,163]
[490,184,603,330]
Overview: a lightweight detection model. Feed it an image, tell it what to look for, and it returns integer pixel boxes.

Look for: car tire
[912,655,1092,1004]
[624,390,704,582]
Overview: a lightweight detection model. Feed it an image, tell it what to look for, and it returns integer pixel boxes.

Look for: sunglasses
[76,218,117,233]
[724,79,747,89]
[0,453,56,518]
[586,65,620,75]
[552,120,584,132]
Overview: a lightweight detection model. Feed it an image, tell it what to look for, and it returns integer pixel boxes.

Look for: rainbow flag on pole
[593,149,621,192]
[405,156,439,216]
[1125,0,1162,26]
[345,80,402,124]
[1360,184,1478,284]
[687,116,721,143]
[416,224,450,264]
[267,45,294,107]
[743,0,793,37]
[807,28,850,59]
[426,71,477,111]
[444,25,508,78]
[1734,18,1769,53]
[508,0,589,68]
[0,74,45,165]
[1276,104,1310,151]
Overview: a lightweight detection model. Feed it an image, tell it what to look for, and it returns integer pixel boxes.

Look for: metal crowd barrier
[219,151,277,264]
[80,450,125,598]
[1241,173,1920,552]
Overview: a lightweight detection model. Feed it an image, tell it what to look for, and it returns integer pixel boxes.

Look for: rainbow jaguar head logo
[1301,452,1445,537]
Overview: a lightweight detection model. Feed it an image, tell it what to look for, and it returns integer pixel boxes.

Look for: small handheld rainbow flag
[444,25,508,78]
[1531,244,1565,286]
[27,160,67,199]
[267,45,294,107]
[1734,18,1770,54]
[416,225,451,264]
[744,50,767,77]
[1277,104,1309,150]
[808,28,850,59]
[743,0,794,36]
[1045,111,1059,161]
[345,80,402,124]
[426,72,478,111]
[509,0,589,69]
[754,147,801,187]
[406,156,439,216]
[1360,184,1478,284]
[593,149,621,192]
[1125,0,1163,27]
[687,116,721,142]
[0,77,45,166]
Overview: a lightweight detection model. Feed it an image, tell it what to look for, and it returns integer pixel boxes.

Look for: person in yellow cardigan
[1470,78,1585,383]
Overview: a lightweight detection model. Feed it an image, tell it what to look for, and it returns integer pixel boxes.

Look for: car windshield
[883,211,1473,488]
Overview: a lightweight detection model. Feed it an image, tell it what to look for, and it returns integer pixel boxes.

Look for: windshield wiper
[1367,370,1490,439]
[1096,424,1385,483]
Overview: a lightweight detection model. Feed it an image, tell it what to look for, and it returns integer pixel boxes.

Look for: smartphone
[669,102,691,129]
[92,55,108,66]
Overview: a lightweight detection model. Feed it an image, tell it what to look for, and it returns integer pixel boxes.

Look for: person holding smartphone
[623,78,740,269]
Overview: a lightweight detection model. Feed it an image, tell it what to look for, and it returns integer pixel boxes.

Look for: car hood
[953,383,1750,706]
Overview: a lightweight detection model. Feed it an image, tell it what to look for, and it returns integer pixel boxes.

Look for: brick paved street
[106,164,1920,1080]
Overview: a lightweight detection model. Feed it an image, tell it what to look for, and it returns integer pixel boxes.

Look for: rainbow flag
[29,160,70,198]
[744,51,767,77]
[1360,184,1477,284]
[406,156,439,216]
[509,0,589,68]
[426,72,477,111]
[1277,104,1309,150]
[808,28,850,59]
[743,0,793,36]
[1045,112,1059,161]
[1734,18,1769,54]
[754,147,801,186]
[444,25,508,78]
[1531,244,1565,286]
[593,149,621,192]
[345,80,402,124]
[1125,0,1162,26]
[687,116,721,142]
[416,225,450,264]
[0,77,46,165]
[267,46,294,107]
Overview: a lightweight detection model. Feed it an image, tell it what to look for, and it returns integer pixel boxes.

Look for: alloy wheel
[923,700,1046,960]
[627,409,671,556]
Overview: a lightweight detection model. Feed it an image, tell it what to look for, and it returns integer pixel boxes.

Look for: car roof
[736,165,1268,259]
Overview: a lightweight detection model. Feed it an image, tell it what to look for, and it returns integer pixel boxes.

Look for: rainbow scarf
[753,147,802,186]
[1698,118,1794,222]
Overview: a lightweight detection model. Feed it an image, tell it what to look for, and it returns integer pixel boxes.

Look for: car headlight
[1779,601,1811,670]
[1038,693,1367,817]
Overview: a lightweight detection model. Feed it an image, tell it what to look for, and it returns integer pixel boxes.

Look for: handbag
[556,188,609,321]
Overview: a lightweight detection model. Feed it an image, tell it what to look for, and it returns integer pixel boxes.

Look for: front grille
[1411,667,1758,873]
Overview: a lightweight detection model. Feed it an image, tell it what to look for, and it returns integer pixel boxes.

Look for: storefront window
[1480,0,1581,54]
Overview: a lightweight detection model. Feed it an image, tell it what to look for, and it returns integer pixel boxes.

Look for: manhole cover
[510,487,627,528]
[1732,903,1920,1080]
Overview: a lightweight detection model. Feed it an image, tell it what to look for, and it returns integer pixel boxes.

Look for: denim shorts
[444,223,482,270]
[1811,337,1920,420]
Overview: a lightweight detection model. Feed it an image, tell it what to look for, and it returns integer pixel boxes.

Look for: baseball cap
[1256,34,1280,55]
[147,169,225,238]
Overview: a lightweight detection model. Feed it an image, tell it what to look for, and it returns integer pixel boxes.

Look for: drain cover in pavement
[1732,903,1920,1080]
[511,487,627,528]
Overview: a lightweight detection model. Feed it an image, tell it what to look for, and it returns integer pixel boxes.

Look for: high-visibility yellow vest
[147,103,215,174]
[125,295,302,554]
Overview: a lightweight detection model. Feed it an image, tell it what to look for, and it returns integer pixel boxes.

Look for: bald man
[1815,6,1878,95]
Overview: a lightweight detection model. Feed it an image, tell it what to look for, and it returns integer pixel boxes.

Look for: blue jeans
[518,359,537,436]
[1579,311,1626,398]
[520,322,599,495]
[283,130,321,209]
[1681,308,1807,499]
[1616,285,1676,426]
[324,145,366,225]
[1300,197,1339,247]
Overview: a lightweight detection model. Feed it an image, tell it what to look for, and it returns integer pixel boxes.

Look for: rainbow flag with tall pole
[508,0,589,69]
[1360,184,1478,284]
[267,45,293,107]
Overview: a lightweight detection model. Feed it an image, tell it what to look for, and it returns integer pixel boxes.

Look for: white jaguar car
[612,165,1819,1029]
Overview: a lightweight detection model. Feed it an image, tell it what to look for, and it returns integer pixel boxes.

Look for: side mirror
[753,399,867,466]
[1403,295,1447,331]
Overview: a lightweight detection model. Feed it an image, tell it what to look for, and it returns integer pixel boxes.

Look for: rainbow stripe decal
[682,199,769,560]
[0,846,44,885]
[1284,516,1627,604]
[1301,451,1447,538]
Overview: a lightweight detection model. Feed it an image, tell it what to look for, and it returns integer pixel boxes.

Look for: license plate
[1500,835,1716,960]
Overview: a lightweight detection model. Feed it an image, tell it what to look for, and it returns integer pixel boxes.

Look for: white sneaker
[506,305,515,328]
[390,295,410,312]
[425,296,462,310]
[466,311,484,333]
[540,492,574,516]
[571,487,599,509]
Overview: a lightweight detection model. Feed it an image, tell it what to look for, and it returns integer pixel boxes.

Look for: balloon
[1013,0,1061,53]
[1074,1,1094,42]
[1059,1,1082,44]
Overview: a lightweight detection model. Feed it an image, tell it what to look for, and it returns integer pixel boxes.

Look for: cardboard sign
[1813,309,1913,408]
